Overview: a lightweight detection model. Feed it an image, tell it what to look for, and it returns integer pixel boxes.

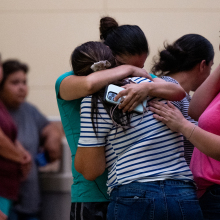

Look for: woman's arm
[115,78,186,112]
[149,101,220,161]
[59,65,152,100]
[0,128,24,163]
[0,129,32,170]
[16,141,32,180]
[189,64,220,120]
[41,123,62,162]
[74,146,106,181]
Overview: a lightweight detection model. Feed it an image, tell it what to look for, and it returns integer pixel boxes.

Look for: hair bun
[99,16,119,40]
[166,44,187,60]
[159,44,188,68]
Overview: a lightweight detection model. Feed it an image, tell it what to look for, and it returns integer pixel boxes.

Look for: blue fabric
[199,184,220,220]
[107,180,203,220]
[8,102,49,214]
[0,196,12,216]
[149,73,157,79]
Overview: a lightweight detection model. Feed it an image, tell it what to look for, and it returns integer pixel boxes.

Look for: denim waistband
[116,179,195,188]
[111,180,196,196]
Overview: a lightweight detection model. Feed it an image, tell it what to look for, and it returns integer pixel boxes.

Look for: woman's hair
[0,59,28,89]
[100,16,149,57]
[71,41,131,135]
[71,41,115,76]
[151,34,214,76]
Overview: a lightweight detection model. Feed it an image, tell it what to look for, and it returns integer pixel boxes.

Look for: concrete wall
[0,0,219,116]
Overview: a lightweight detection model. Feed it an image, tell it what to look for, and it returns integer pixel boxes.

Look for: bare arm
[59,65,152,100]
[41,123,62,162]
[74,146,106,181]
[189,65,220,120]
[149,101,220,161]
[150,80,186,100]
[16,141,32,180]
[0,128,25,163]
[0,128,32,179]
[115,78,186,112]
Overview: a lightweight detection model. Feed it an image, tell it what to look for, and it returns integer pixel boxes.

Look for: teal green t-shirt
[150,73,157,79]
[55,71,109,203]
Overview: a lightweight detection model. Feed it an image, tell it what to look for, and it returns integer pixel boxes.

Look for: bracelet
[187,125,197,140]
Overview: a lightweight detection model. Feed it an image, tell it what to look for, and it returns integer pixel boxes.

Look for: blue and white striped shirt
[78,77,193,193]
[161,76,198,166]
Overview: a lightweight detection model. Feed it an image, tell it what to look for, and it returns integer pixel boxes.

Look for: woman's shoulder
[161,76,179,85]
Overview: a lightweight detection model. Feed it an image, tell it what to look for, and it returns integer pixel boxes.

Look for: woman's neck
[167,71,195,94]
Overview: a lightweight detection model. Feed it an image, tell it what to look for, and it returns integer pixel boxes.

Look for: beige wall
[0,0,219,117]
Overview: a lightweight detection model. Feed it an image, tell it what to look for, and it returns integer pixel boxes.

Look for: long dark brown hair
[71,41,131,135]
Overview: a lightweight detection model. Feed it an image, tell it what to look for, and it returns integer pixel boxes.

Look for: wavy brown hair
[71,41,131,135]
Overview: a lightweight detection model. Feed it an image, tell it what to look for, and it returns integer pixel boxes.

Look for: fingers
[127,101,140,112]
[46,145,62,161]
[114,90,127,102]
[119,94,137,112]
[138,72,152,81]
[148,106,165,117]
[167,101,176,109]
[152,114,168,123]
[141,70,153,80]
[146,73,153,81]
[114,85,140,112]
[149,101,170,111]
[148,101,171,118]
[114,84,146,112]
[48,151,61,161]
[20,163,31,181]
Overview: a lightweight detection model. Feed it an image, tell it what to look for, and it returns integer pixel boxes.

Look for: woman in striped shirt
[117,34,214,166]
[73,41,203,220]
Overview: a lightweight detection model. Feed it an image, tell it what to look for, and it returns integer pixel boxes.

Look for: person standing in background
[0,59,62,220]
[0,54,32,220]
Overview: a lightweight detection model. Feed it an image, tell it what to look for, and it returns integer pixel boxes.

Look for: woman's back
[78,77,193,193]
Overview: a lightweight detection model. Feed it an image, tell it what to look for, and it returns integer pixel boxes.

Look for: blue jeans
[107,180,203,220]
[199,184,220,220]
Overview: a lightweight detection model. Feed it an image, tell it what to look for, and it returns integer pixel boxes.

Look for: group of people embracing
[56,16,220,220]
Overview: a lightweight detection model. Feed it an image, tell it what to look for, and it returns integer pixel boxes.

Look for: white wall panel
[0,0,104,11]
[0,13,102,87]
[0,1,219,116]
[108,11,219,71]
[27,87,59,116]
[107,0,220,10]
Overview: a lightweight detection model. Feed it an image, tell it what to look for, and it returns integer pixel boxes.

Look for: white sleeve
[78,96,113,147]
